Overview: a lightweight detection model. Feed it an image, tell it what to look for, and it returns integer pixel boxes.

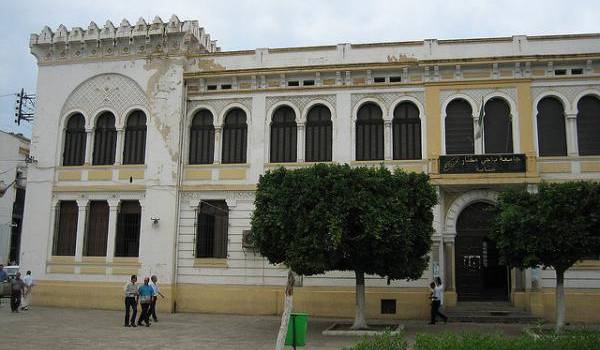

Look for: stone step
[445,302,541,324]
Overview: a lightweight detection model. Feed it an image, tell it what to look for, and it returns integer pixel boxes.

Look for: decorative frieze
[531,84,600,110]
[351,91,425,112]
[188,98,253,117]
[265,94,336,115]
[30,15,220,65]
[439,88,517,107]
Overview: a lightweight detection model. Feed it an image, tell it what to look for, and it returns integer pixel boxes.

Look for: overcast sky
[1,0,600,137]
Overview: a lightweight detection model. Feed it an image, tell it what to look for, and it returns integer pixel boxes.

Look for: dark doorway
[455,202,508,301]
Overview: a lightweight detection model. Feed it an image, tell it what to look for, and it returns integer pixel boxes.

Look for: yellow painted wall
[514,289,600,323]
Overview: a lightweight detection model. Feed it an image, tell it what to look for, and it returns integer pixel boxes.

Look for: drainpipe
[171,67,187,313]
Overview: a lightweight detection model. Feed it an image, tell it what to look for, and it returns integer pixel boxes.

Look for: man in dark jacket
[10,272,26,313]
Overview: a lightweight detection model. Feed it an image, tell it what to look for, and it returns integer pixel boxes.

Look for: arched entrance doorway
[455,202,508,301]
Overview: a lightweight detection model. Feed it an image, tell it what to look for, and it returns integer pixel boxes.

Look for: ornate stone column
[214,126,222,164]
[84,129,93,165]
[47,201,59,258]
[444,241,455,291]
[106,200,120,262]
[115,128,124,165]
[297,122,305,162]
[384,120,392,160]
[565,113,578,156]
[75,199,88,261]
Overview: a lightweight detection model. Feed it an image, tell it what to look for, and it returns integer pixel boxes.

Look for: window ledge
[186,163,249,169]
[194,258,228,268]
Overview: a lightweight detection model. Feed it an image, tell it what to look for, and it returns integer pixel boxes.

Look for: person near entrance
[429,281,448,324]
[124,274,138,327]
[9,272,26,313]
[137,277,153,327]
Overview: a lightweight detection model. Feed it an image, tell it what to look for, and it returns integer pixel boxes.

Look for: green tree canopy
[491,181,600,331]
[251,163,437,329]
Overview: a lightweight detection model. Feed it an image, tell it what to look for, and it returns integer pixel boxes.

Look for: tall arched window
[356,103,384,161]
[484,98,513,154]
[92,112,117,165]
[305,105,332,162]
[63,113,86,166]
[189,109,215,164]
[222,108,248,164]
[577,95,600,155]
[537,97,567,156]
[123,111,147,164]
[393,102,421,160]
[270,106,297,163]
[445,99,474,155]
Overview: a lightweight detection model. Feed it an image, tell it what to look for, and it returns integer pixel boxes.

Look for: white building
[0,130,29,265]
[21,15,600,322]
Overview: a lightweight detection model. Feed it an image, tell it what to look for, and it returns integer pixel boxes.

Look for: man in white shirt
[21,270,34,311]
[429,281,448,324]
[148,275,165,322]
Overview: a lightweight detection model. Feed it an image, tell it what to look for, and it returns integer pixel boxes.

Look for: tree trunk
[555,269,566,333]
[351,270,368,330]
[275,270,295,350]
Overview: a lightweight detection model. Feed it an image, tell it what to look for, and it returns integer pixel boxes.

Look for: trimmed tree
[491,181,600,332]
[251,163,437,330]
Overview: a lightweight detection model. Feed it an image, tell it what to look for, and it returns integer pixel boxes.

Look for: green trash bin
[284,312,308,347]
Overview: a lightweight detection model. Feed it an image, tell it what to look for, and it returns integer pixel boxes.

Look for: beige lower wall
[30,281,600,322]
[513,289,600,323]
[32,280,173,313]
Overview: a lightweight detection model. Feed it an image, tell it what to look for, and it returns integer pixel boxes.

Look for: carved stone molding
[181,190,255,203]
[30,15,219,65]
[265,94,336,115]
[351,91,425,112]
[531,85,600,108]
[61,73,148,121]
[188,98,253,118]
[439,88,517,108]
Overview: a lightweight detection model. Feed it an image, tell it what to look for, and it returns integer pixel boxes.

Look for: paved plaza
[0,304,534,350]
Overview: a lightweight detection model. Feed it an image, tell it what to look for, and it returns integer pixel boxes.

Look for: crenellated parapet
[30,15,220,64]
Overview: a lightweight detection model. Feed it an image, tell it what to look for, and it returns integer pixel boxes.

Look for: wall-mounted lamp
[151,217,160,225]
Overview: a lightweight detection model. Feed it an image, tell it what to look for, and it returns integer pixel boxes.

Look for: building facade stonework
[21,15,600,322]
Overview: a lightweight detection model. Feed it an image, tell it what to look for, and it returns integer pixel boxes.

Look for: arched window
[537,97,567,156]
[356,103,384,161]
[115,200,141,257]
[577,95,600,155]
[92,112,117,165]
[393,102,421,160]
[222,108,248,164]
[63,113,86,166]
[445,99,474,155]
[305,105,332,162]
[189,109,215,164]
[270,106,297,163]
[123,111,147,164]
[484,98,513,154]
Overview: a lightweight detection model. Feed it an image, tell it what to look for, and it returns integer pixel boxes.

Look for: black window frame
[189,109,215,164]
[53,201,78,256]
[483,98,513,154]
[445,99,474,155]
[92,112,117,165]
[123,110,147,165]
[63,113,87,166]
[537,96,567,157]
[84,200,109,257]
[392,102,422,160]
[222,108,248,164]
[115,200,141,258]
[355,103,384,161]
[270,106,297,163]
[195,200,228,258]
[577,95,600,156]
[305,104,332,162]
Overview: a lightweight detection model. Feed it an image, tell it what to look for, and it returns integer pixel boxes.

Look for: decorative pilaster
[75,199,88,261]
[115,129,124,165]
[384,121,392,160]
[84,129,93,165]
[444,242,455,291]
[47,201,59,258]
[214,126,222,164]
[106,200,120,262]
[297,123,305,162]
[565,113,578,156]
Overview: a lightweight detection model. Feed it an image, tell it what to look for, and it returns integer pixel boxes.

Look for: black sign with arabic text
[439,154,526,174]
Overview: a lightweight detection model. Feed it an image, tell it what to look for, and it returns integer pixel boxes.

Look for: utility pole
[14,88,36,125]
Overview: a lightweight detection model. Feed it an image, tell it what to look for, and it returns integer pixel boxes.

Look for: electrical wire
[0,93,16,98]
